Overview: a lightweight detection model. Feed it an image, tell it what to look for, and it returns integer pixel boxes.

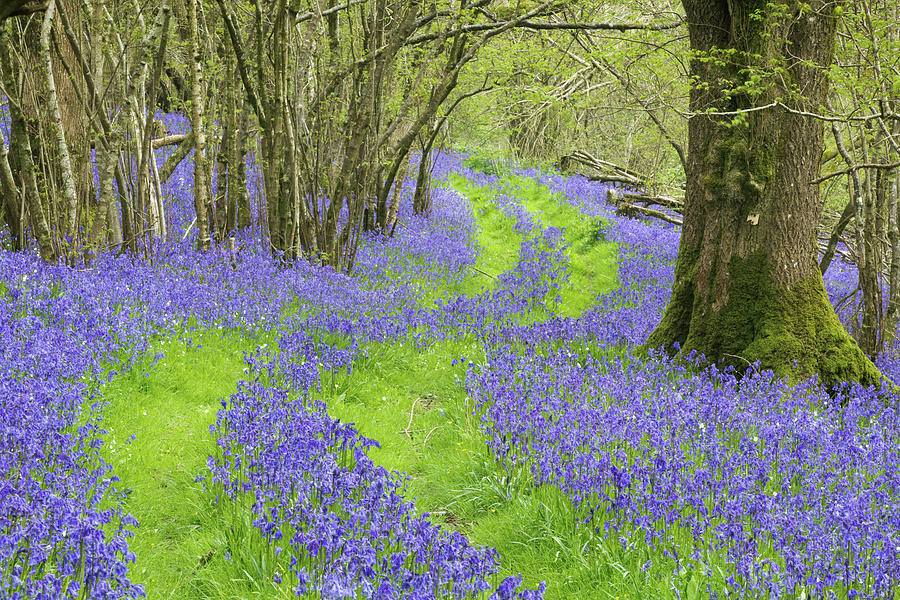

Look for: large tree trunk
[648,0,879,387]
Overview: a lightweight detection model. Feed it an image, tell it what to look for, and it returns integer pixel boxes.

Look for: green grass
[98,329,278,599]
[328,338,639,599]
[328,174,622,597]
[97,169,623,599]
[445,172,618,311]
[499,174,617,315]
[447,173,524,297]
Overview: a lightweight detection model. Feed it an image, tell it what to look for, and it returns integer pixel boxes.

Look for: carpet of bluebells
[2,117,900,599]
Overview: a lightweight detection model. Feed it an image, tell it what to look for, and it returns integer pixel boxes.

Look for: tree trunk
[39,0,79,252]
[648,0,879,387]
[188,0,210,250]
[0,29,55,261]
[0,132,22,249]
[886,170,900,343]
[233,103,250,230]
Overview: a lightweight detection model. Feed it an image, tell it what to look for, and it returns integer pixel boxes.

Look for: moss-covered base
[648,251,882,389]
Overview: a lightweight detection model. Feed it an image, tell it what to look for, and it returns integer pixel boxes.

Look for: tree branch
[215,0,266,128]
[811,160,900,185]
[407,18,680,45]
[0,0,47,21]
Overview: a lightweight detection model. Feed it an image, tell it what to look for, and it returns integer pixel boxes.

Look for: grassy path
[100,172,618,598]
[99,331,268,598]
[329,174,620,597]
[449,173,617,314]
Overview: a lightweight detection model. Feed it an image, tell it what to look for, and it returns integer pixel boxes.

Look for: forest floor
[8,155,897,600]
[97,172,618,599]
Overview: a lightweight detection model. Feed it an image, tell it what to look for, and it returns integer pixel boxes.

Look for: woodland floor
[97,173,620,599]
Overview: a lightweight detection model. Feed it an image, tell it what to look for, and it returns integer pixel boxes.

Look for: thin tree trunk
[819,197,855,275]
[886,170,900,343]
[96,138,122,250]
[189,0,211,250]
[0,30,55,261]
[231,101,250,231]
[40,0,79,252]
[0,131,22,249]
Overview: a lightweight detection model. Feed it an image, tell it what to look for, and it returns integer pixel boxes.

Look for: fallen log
[614,202,683,226]
[559,151,644,187]
[560,151,686,227]
[151,133,189,149]
[620,191,684,213]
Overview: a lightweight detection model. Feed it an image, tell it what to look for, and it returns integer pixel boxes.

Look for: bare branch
[407,18,680,45]
[0,0,47,21]
[811,160,900,185]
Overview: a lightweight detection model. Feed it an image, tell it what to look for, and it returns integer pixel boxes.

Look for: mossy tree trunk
[647,0,881,387]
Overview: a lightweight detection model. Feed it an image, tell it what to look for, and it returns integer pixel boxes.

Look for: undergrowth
[99,171,622,599]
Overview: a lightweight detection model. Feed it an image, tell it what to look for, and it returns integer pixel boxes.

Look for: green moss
[702,124,779,214]
[647,247,699,351]
[740,274,881,387]
[678,250,881,387]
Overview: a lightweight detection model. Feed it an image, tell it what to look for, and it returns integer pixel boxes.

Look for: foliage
[5,148,900,599]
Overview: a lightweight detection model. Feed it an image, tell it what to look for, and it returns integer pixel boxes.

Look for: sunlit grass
[447,173,524,297]
[98,330,276,599]
[500,174,618,316]
[98,169,625,599]
[326,338,634,599]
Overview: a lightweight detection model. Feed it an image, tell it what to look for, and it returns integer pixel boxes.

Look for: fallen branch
[614,202,682,226]
[150,133,189,149]
[620,191,684,213]
[422,426,444,446]
[471,265,495,279]
[402,397,420,439]
[560,151,685,226]
[559,151,644,187]
[181,217,197,242]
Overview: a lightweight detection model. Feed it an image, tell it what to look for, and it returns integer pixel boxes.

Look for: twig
[402,397,420,439]
[168,550,214,599]
[471,266,495,280]
[423,426,443,446]
[722,353,752,368]
[810,160,900,185]
[181,217,197,242]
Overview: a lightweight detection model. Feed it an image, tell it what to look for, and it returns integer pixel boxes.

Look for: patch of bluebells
[207,331,544,599]
[463,173,900,598]
[467,345,900,598]
[7,130,900,600]
[0,139,557,597]
[193,155,574,597]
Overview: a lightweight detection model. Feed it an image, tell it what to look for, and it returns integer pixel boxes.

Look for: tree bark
[0,28,55,261]
[188,0,210,250]
[648,0,879,387]
[0,128,22,249]
[0,0,48,21]
[39,0,78,250]
[886,170,900,343]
